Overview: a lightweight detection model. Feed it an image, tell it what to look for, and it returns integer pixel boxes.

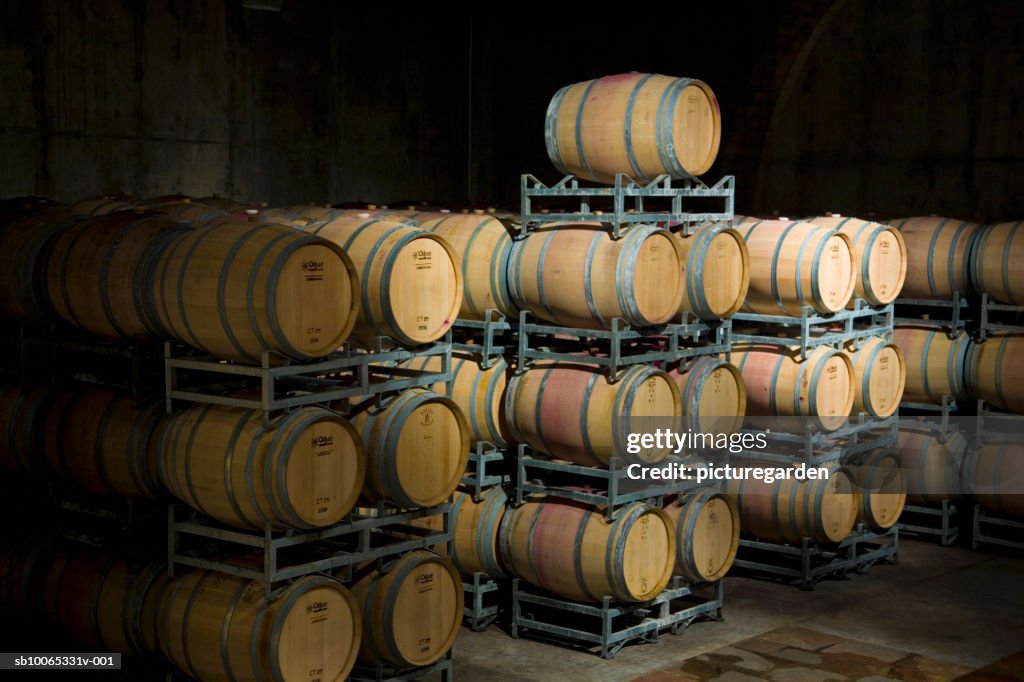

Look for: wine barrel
[0,383,51,473]
[160,404,365,530]
[400,353,511,448]
[418,214,516,319]
[0,542,46,617]
[44,211,190,341]
[154,221,358,363]
[450,487,508,578]
[38,387,164,498]
[675,223,750,320]
[664,488,739,583]
[897,427,967,504]
[963,440,1024,519]
[892,326,971,403]
[725,464,857,544]
[846,449,906,531]
[147,199,228,224]
[348,550,462,668]
[668,356,746,435]
[70,197,135,216]
[301,216,461,347]
[844,337,906,418]
[889,217,982,298]
[349,388,469,508]
[971,221,1023,305]
[160,571,360,682]
[967,334,1024,414]
[0,206,78,323]
[545,73,721,183]
[500,496,674,602]
[43,549,115,649]
[731,344,854,431]
[506,363,681,466]
[807,216,907,305]
[124,561,170,657]
[736,220,856,315]
[289,204,339,222]
[509,225,684,330]
[196,196,255,213]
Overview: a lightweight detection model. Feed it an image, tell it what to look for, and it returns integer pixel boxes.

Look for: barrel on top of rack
[160,570,361,682]
[506,362,681,467]
[725,463,857,545]
[967,334,1024,414]
[500,495,675,602]
[418,213,517,319]
[160,404,365,530]
[0,205,78,323]
[897,427,967,505]
[347,549,463,668]
[448,487,508,578]
[843,337,906,419]
[348,388,469,509]
[730,344,855,432]
[888,216,982,299]
[735,219,856,315]
[509,224,684,330]
[675,222,750,320]
[152,220,358,363]
[846,449,906,532]
[807,216,907,306]
[667,356,746,436]
[892,326,971,404]
[664,488,739,584]
[545,72,721,184]
[401,352,512,448]
[300,215,461,347]
[971,221,1023,305]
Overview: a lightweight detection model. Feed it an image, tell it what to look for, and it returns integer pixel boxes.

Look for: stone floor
[446,540,1024,682]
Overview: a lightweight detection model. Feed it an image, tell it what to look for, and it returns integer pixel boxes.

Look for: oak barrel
[0,542,46,617]
[43,548,115,649]
[668,356,746,435]
[675,223,749,319]
[509,224,684,330]
[400,352,511,448]
[897,427,967,504]
[500,496,674,602]
[160,404,365,530]
[971,221,1023,305]
[506,363,681,466]
[807,216,907,305]
[449,487,508,578]
[0,206,77,323]
[160,571,360,682]
[349,388,469,508]
[731,344,854,431]
[844,337,906,418]
[889,217,982,298]
[725,465,857,544]
[892,326,971,403]
[70,198,135,216]
[963,440,1024,519]
[302,216,461,347]
[966,334,1024,413]
[144,199,227,224]
[545,73,721,183]
[0,383,51,473]
[664,489,739,583]
[847,449,906,531]
[736,220,856,315]
[154,221,358,362]
[348,550,462,668]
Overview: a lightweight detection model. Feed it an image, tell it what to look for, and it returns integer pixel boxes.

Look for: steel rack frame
[463,572,506,632]
[510,577,723,659]
[46,484,164,555]
[519,173,735,239]
[731,300,893,360]
[513,445,696,519]
[351,650,454,682]
[163,336,452,421]
[450,310,514,369]
[898,501,960,546]
[899,395,960,442]
[972,505,1024,552]
[974,400,1024,437]
[168,502,452,598]
[893,293,970,337]
[516,310,731,382]
[461,442,510,501]
[978,294,1024,340]
[732,413,898,465]
[732,524,899,590]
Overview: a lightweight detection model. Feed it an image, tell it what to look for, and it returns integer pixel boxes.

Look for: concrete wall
[0,1,1020,220]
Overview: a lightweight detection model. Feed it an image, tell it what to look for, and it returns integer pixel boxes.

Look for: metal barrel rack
[978,293,1024,339]
[450,310,515,369]
[519,173,735,238]
[732,524,899,591]
[972,505,1024,552]
[510,577,724,659]
[463,572,505,632]
[461,442,511,501]
[893,293,971,336]
[732,413,898,466]
[350,650,454,682]
[899,501,960,546]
